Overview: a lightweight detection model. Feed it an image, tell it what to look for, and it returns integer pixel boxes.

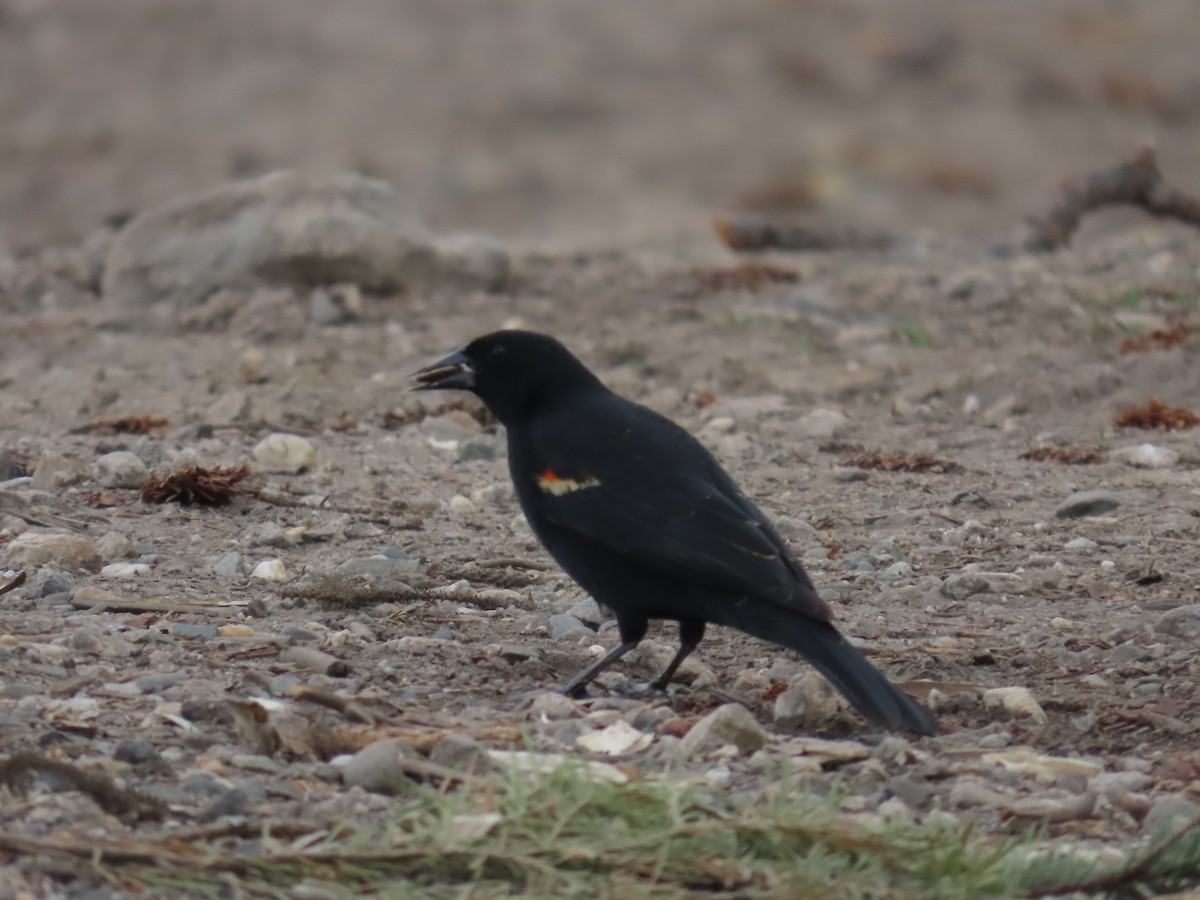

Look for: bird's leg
[650,619,706,690]
[559,641,638,698]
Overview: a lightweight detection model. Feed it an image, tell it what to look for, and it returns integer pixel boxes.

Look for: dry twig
[714,216,895,253]
[1024,147,1200,252]
[0,752,165,823]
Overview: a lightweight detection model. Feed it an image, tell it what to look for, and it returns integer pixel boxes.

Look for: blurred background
[2,0,1199,251]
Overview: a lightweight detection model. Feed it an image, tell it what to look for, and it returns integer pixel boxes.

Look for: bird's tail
[726,602,937,735]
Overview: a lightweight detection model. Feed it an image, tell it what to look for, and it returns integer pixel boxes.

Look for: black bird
[414,330,936,735]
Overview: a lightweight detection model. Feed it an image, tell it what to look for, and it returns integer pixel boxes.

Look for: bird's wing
[530,419,831,622]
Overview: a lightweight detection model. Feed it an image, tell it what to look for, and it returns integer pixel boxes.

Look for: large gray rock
[103,171,509,308]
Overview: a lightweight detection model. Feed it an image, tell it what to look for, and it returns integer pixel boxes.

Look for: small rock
[1064,537,1098,551]
[1155,605,1200,641]
[426,231,510,292]
[248,521,292,548]
[1006,792,1096,823]
[940,571,1025,601]
[773,671,841,729]
[114,737,164,768]
[678,703,767,758]
[283,625,321,644]
[94,451,149,489]
[251,559,288,581]
[1055,490,1120,519]
[498,645,539,663]
[253,433,316,473]
[2,532,101,572]
[337,555,422,577]
[458,436,500,461]
[100,562,150,578]
[568,597,610,627]
[204,787,250,819]
[34,570,73,597]
[339,739,418,794]
[205,390,251,426]
[577,720,652,756]
[1111,443,1179,469]
[104,170,503,308]
[214,552,245,576]
[95,530,135,562]
[30,450,85,490]
[0,449,26,481]
[281,645,339,673]
[1142,795,1200,836]
[529,692,581,720]
[308,284,362,325]
[429,733,497,774]
[135,672,187,693]
[172,623,219,641]
[982,687,1047,724]
[448,495,475,517]
[796,408,849,439]
[547,613,592,641]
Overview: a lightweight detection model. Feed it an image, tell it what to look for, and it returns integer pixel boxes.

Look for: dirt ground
[2,1,1200,896]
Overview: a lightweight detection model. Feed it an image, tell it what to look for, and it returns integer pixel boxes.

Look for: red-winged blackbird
[415,330,937,734]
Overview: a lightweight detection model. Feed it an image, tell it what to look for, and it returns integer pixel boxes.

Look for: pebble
[30,449,85,490]
[205,390,251,425]
[795,408,849,439]
[251,558,288,581]
[940,571,1025,601]
[1063,537,1098,551]
[677,703,767,758]
[458,436,500,461]
[113,737,165,768]
[1142,795,1200,836]
[172,623,219,641]
[135,672,187,693]
[1155,605,1200,641]
[95,530,135,562]
[448,495,475,517]
[1055,490,1120,519]
[34,570,73,598]
[529,692,581,720]
[100,562,150,578]
[248,521,292,548]
[567,597,609,627]
[253,433,316,473]
[214,552,245,576]
[1110,443,1179,469]
[204,788,250,820]
[429,733,497,774]
[283,625,321,644]
[281,645,339,673]
[93,451,149,489]
[339,739,418,794]
[773,672,840,729]
[547,613,592,641]
[982,687,1047,724]
[2,532,101,572]
[1006,792,1096,823]
[337,555,422,577]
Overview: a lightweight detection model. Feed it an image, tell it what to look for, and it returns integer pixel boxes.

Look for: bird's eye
[488,345,507,359]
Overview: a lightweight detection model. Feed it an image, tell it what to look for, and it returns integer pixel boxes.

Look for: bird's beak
[412,349,475,391]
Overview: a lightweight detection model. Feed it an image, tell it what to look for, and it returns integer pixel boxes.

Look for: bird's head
[413,330,604,424]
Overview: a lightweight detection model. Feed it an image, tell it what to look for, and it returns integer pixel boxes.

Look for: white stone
[982,687,1046,724]
[253,433,316,473]
[251,559,288,581]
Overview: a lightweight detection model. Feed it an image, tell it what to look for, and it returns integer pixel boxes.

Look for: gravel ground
[1,2,1199,896]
